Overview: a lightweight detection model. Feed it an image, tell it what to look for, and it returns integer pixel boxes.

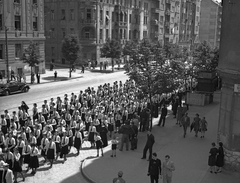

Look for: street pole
[5,26,9,83]
[96,0,99,68]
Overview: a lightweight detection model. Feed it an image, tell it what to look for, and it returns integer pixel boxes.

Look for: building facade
[44,0,184,65]
[0,0,45,78]
[217,0,240,172]
[199,0,222,48]
[179,0,201,48]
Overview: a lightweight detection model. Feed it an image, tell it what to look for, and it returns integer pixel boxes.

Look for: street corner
[81,157,98,183]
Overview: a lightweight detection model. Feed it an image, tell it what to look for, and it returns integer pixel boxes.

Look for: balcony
[33,31,39,37]
[15,30,22,37]
[80,19,96,26]
[79,37,96,45]
[165,10,170,16]
[114,22,127,28]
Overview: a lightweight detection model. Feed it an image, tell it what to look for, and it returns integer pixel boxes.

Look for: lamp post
[5,26,9,83]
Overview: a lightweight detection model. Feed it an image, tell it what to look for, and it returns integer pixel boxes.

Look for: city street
[0,71,128,114]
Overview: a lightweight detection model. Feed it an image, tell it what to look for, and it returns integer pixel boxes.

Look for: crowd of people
[0,79,180,182]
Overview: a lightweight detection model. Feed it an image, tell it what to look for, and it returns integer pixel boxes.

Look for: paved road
[0,71,128,114]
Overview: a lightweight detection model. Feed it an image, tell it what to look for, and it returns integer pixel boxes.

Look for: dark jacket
[148,158,162,176]
[119,124,134,135]
[146,134,155,147]
[131,124,138,136]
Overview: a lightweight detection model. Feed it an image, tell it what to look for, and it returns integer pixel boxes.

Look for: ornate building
[0,0,45,77]
[44,0,183,65]
[199,0,222,48]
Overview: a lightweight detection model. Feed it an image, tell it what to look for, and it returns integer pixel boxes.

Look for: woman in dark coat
[216,142,224,173]
[193,114,201,137]
[208,142,218,173]
[99,123,108,148]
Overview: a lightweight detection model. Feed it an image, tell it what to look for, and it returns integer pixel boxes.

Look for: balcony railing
[80,19,96,25]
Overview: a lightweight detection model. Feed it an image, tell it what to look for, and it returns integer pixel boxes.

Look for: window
[51,47,55,57]
[33,17,38,31]
[124,29,126,39]
[160,28,163,34]
[106,29,109,39]
[144,2,148,10]
[32,0,37,5]
[85,29,90,38]
[51,28,55,38]
[87,9,91,19]
[70,28,74,34]
[14,0,20,3]
[144,16,147,25]
[61,9,65,20]
[15,44,22,58]
[0,44,3,59]
[15,16,21,30]
[129,30,131,39]
[70,9,74,20]
[0,14,2,30]
[112,12,114,21]
[120,29,123,39]
[129,14,131,23]
[62,28,66,38]
[100,10,103,21]
[51,10,55,20]
[100,29,103,40]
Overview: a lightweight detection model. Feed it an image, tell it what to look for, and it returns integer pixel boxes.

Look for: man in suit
[181,113,190,138]
[158,105,168,127]
[162,155,175,183]
[148,152,162,183]
[141,130,155,160]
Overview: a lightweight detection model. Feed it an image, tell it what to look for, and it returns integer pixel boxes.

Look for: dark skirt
[68,137,73,147]
[24,154,30,164]
[115,120,121,128]
[56,142,61,153]
[72,128,76,136]
[66,120,70,127]
[6,159,13,170]
[112,144,117,150]
[41,149,46,156]
[208,156,217,166]
[88,132,94,143]
[108,124,114,132]
[47,148,55,160]
[96,140,102,150]
[6,119,10,128]
[13,160,22,172]
[82,113,86,122]
[29,156,39,168]
[61,145,68,155]
[74,137,81,150]
[1,126,7,135]
[18,147,23,156]
[37,137,41,147]
[216,155,224,167]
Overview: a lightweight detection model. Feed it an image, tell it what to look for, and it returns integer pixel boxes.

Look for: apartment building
[0,0,45,77]
[179,0,201,49]
[199,0,222,48]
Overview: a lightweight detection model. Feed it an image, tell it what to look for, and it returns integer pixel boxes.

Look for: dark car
[0,81,30,96]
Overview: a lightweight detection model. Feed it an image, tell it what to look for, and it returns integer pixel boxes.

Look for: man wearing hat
[113,171,125,183]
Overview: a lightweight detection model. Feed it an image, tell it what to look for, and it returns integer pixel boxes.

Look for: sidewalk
[81,91,240,183]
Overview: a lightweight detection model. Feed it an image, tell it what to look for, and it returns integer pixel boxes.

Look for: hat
[152,152,157,157]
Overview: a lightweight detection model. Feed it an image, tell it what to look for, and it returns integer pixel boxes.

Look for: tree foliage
[22,41,41,72]
[100,39,122,71]
[62,35,80,66]
[192,41,219,73]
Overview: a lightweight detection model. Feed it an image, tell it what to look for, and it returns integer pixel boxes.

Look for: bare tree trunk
[69,66,72,78]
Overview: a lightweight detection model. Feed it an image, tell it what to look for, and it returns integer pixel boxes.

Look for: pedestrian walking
[113,171,126,183]
[200,117,208,138]
[157,105,167,127]
[216,142,224,173]
[10,70,16,81]
[192,113,201,137]
[141,130,155,160]
[162,155,175,183]
[148,152,162,183]
[180,113,190,138]
[81,65,85,73]
[54,71,57,81]
[208,142,218,174]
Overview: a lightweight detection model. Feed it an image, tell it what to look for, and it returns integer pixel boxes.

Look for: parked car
[0,81,30,96]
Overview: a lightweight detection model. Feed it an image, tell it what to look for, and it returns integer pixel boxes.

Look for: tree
[123,39,184,129]
[62,35,81,78]
[22,41,41,74]
[192,41,219,73]
[100,39,122,71]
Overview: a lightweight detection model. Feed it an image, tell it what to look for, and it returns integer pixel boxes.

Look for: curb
[81,158,97,183]
[26,76,83,86]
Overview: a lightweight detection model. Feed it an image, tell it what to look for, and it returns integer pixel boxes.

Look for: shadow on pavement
[42,76,69,81]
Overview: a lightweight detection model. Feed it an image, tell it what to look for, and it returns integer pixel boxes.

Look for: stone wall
[224,147,240,172]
